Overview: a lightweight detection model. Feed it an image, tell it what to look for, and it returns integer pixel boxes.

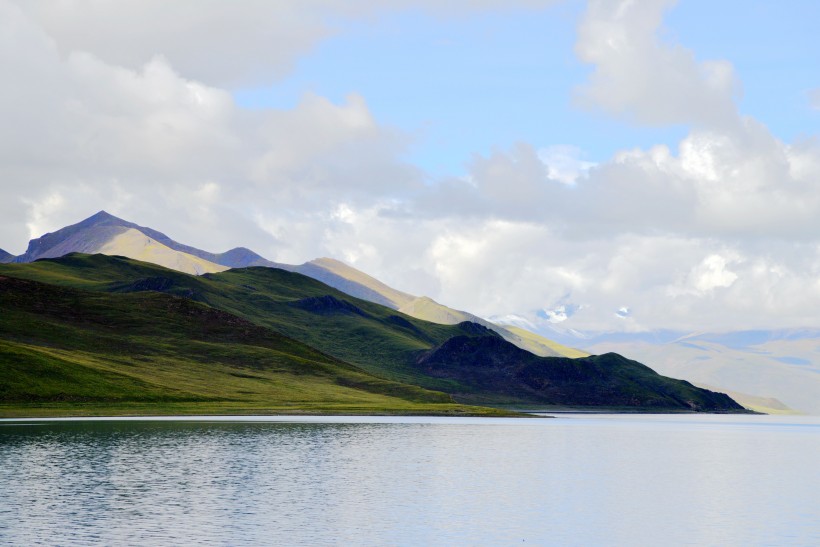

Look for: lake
[1,414,818,546]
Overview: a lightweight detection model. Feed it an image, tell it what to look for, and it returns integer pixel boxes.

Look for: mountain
[0,273,508,417]
[581,332,820,415]
[289,257,414,309]
[417,334,742,410]
[0,248,13,263]
[7,211,584,358]
[0,253,747,412]
[11,211,228,275]
[287,257,585,358]
[531,327,819,414]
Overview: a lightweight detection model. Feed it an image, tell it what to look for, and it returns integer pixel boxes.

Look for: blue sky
[234,0,819,178]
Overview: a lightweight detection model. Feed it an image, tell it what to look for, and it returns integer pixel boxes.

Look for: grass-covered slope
[0,274,505,417]
[0,254,746,412]
[295,258,584,358]
[0,254,478,390]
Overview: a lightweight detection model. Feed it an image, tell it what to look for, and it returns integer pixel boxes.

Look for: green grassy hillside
[0,274,508,417]
[0,254,484,391]
[0,254,748,412]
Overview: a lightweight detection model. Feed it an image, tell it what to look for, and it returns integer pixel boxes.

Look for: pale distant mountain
[573,329,820,415]
[693,384,795,415]
[10,211,228,276]
[0,248,13,263]
[12,211,280,271]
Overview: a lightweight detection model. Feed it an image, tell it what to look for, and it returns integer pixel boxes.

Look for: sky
[1,0,819,333]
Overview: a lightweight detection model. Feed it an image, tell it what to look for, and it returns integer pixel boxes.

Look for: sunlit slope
[0,255,747,412]
[0,274,495,417]
[300,258,584,358]
[290,258,415,309]
[504,326,590,359]
[97,228,228,275]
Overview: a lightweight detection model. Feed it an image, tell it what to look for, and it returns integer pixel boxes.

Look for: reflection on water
[1,415,818,546]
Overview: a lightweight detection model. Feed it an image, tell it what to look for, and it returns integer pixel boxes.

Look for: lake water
[1,414,818,546]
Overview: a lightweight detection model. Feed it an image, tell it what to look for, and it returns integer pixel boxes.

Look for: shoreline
[0,401,757,420]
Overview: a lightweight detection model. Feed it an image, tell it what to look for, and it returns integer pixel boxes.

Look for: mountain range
[0,212,746,415]
[0,253,742,415]
[2,211,584,359]
[6,211,811,414]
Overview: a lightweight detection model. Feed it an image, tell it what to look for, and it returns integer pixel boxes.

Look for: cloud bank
[2,0,820,333]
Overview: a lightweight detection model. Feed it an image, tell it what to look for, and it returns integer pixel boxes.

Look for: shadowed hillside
[416,334,743,410]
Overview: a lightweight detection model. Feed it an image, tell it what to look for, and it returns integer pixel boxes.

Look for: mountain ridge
[0,253,747,412]
[4,211,585,358]
[416,334,742,410]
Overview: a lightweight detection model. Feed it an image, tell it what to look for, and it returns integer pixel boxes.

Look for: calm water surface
[1,414,818,546]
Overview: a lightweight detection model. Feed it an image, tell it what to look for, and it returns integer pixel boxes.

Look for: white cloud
[574,0,740,129]
[11,0,559,86]
[668,253,740,296]
[691,255,738,293]
[22,192,64,241]
[0,0,420,258]
[488,314,538,330]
